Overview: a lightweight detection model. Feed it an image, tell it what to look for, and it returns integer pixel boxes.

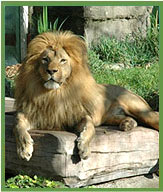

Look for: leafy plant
[5,78,15,98]
[37,6,67,34]
[5,174,67,188]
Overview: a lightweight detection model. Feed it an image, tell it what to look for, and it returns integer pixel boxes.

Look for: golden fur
[14,31,159,161]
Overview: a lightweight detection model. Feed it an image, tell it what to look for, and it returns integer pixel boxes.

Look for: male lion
[14,31,159,161]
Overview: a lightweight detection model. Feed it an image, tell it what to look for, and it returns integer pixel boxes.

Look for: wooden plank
[5,113,159,187]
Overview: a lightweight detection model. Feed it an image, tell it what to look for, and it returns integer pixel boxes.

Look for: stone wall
[84,6,153,44]
[33,6,153,45]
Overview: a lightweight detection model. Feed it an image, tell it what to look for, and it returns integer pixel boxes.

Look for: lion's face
[38,47,72,90]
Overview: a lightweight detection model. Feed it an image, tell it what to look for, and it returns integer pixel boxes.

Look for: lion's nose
[46,69,58,75]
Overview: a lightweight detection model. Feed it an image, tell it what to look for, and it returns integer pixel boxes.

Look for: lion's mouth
[44,78,62,90]
[50,78,62,85]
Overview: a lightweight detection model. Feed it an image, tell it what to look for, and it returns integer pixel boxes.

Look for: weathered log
[5,97,159,187]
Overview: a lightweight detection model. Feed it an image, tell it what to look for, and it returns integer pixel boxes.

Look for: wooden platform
[5,97,159,188]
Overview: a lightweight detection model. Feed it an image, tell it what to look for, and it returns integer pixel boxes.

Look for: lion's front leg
[76,115,95,160]
[14,112,34,161]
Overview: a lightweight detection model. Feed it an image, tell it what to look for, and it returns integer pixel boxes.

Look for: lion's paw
[120,117,137,131]
[77,137,90,160]
[16,133,34,161]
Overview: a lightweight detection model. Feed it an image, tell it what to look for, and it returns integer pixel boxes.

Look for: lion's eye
[42,57,50,64]
[60,59,67,64]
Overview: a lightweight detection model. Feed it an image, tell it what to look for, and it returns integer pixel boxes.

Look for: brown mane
[15,31,98,130]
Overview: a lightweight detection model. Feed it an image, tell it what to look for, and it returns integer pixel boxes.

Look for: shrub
[5,78,15,98]
[5,174,67,188]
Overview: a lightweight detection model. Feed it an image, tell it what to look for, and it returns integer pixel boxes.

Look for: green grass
[91,63,159,105]
[90,32,159,67]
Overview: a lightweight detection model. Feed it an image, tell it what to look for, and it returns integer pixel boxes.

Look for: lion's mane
[15,31,100,131]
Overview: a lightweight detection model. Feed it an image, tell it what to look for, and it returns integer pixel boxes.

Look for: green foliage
[5,78,15,98]
[91,13,159,67]
[88,49,106,73]
[5,174,67,188]
[37,6,67,34]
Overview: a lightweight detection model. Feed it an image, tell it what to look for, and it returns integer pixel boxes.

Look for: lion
[14,31,159,161]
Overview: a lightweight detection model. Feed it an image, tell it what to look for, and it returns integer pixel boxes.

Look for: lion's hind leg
[104,103,138,131]
[133,110,159,131]
[14,113,34,161]
[120,92,159,131]
[105,98,159,131]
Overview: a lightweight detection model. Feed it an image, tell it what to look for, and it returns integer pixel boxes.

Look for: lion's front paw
[16,132,34,161]
[77,136,90,160]
[120,117,137,131]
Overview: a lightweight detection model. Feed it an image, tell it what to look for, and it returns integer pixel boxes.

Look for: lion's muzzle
[44,79,62,90]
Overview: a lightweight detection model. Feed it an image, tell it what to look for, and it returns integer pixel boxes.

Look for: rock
[84,6,152,20]
[104,63,126,70]
[92,174,159,188]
